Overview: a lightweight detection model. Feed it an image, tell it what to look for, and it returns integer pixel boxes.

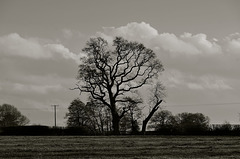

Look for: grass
[0,136,240,158]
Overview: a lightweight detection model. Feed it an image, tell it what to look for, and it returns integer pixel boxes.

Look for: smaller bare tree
[120,97,143,133]
[142,82,166,134]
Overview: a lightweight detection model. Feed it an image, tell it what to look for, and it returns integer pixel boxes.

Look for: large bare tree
[75,37,164,134]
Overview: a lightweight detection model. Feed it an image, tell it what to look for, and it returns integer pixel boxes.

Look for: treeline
[1,102,240,136]
[146,124,240,136]
[64,99,240,136]
[0,126,92,136]
[148,110,240,136]
[1,123,240,136]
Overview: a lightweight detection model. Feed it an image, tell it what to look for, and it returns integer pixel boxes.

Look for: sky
[0,0,240,126]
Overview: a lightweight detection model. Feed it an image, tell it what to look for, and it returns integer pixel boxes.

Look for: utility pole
[51,105,59,127]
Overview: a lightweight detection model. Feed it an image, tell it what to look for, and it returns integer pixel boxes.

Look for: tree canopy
[0,104,29,127]
[176,112,210,134]
[65,98,112,134]
[75,37,164,134]
[150,111,210,135]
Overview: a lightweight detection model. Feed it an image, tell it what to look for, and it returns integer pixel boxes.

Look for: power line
[164,102,240,107]
[18,107,67,110]
[17,102,240,110]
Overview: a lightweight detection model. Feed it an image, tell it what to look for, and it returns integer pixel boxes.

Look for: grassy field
[0,136,240,159]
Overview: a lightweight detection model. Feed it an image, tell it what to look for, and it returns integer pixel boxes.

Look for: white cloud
[186,75,233,90]
[13,83,62,94]
[0,33,84,64]
[0,33,51,59]
[155,33,201,55]
[97,22,224,57]
[200,76,233,90]
[163,70,232,91]
[224,33,240,54]
[0,33,81,116]
[180,33,222,55]
[45,44,84,64]
[97,22,158,44]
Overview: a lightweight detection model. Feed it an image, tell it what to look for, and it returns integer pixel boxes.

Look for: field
[1,136,240,159]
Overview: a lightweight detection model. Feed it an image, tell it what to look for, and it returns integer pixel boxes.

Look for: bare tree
[86,98,112,134]
[75,37,164,134]
[65,98,92,128]
[121,97,142,134]
[66,98,112,134]
[142,82,166,134]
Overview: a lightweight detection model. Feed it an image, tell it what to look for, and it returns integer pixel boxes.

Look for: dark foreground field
[1,136,240,159]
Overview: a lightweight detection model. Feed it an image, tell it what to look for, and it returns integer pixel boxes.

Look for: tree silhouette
[176,112,210,134]
[75,37,164,134]
[120,97,142,134]
[65,98,90,127]
[142,82,165,134]
[149,110,174,130]
[0,104,29,127]
[66,98,112,134]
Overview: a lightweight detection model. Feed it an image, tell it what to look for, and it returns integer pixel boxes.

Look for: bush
[0,125,96,136]
[0,125,51,135]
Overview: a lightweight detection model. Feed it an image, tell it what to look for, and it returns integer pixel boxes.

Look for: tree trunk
[112,113,120,135]
[141,100,163,135]
[142,120,148,135]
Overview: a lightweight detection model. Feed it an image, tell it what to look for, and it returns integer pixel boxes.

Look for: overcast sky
[1,0,240,126]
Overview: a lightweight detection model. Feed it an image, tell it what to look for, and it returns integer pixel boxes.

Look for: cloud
[155,33,201,55]
[0,33,82,119]
[0,33,84,63]
[187,78,233,90]
[13,83,62,94]
[45,44,84,64]
[224,33,240,54]
[199,76,233,90]
[96,22,238,58]
[180,33,222,55]
[97,22,158,44]
[0,33,51,59]
[163,69,233,91]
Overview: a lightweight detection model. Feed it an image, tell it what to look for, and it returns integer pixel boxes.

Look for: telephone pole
[51,105,59,127]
